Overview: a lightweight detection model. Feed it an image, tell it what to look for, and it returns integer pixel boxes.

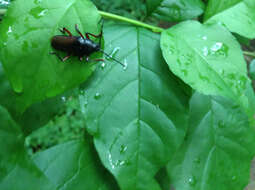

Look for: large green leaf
[0,0,101,112]
[204,0,255,39]
[0,63,66,135]
[161,21,253,119]
[83,23,190,190]
[33,139,119,190]
[0,105,55,190]
[146,0,205,22]
[167,92,255,190]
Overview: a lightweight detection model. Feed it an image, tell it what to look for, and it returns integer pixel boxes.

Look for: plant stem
[99,11,164,33]
[243,51,255,58]
[0,9,6,15]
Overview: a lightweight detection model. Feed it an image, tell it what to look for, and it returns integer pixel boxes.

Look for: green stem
[0,9,6,15]
[0,9,163,32]
[99,11,164,33]
[243,51,255,58]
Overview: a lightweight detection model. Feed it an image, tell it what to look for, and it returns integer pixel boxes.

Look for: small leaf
[204,0,255,39]
[32,139,119,190]
[83,23,190,190]
[0,106,55,190]
[167,92,255,190]
[160,21,252,117]
[0,0,101,112]
[146,0,205,22]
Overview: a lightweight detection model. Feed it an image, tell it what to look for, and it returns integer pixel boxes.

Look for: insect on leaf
[83,23,190,190]
[0,0,101,112]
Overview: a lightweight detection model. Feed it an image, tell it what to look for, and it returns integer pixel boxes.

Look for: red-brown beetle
[50,23,124,67]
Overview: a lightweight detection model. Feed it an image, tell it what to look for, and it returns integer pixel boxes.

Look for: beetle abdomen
[51,35,78,53]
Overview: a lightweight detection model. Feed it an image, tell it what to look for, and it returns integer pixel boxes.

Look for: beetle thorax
[77,37,100,56]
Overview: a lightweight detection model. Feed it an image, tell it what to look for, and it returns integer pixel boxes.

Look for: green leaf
[0,63,66,135]
[167,92,255,190]
[0,0,101,112]
[32,139,119,190]
[83,23,190,190]
[0,105,55,190]
[146,0,205,22]
[160,21,252,118]
[204,0,255,39]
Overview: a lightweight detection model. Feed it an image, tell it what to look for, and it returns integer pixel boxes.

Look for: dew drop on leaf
[120,145,127,153]
[94,92,101,100]
[61,96,66,102]
[108,153,115,170]
[202,46,209,56]
[202,36,207,40]
[188,176,196,186]
[123,59,128,71]
[6,26,12,35]
[107,47,120,60]
[100,62,106,69]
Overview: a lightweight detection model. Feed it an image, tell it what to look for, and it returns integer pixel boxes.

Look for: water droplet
[100,62,106,69]
[94,92,101,100]
[7,26,12,35]
[120,145,127,153]
[202,36,207,40]
[123,59,128,70]
[38,9,48,17]
[210,42,229,57]
[3,42,7,47]
[29,7,46,19]
[61,96,66,102]
[211,42,223,52]
[116,160,126,166]
[202,46,209,56]
[107,47,120,60]
[188,176,196,186]
[108,153,115,169]
[232,176,237,181]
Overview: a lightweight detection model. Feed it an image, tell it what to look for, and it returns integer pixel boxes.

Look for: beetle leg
[62,55,71,62]
[50,52,70,62]
[85,32,102,40]
[59,27,72,36]
[86,56,104,63]
[75,24,85,39]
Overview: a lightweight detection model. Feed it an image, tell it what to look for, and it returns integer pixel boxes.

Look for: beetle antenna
[99,49,125,67]
[99,19,104,47]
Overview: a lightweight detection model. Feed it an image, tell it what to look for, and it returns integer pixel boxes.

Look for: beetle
[50,23,125,67]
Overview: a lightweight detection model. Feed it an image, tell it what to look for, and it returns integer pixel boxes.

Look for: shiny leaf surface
[0,0,101,112]
[83,23,190,190]
[161,21,252,117]
[204,0,255,39]
[167,92,255,190]
[146,0,205,22]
